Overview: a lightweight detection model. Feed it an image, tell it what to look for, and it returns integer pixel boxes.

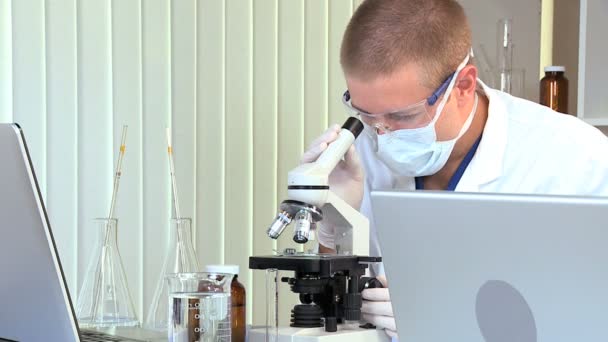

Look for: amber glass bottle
[540,66,569,114]
[230,271,246,342]
[206,264,246,342]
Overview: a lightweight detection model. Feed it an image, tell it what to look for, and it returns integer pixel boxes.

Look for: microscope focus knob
[343,293,363,321]
[299,293,314,304]
[358,277,384,291]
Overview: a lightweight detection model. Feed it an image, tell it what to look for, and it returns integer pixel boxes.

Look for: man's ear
[455,65,478,108]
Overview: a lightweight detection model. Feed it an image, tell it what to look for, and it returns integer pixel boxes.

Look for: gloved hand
[362,275,398,339]
[300,124,364,209]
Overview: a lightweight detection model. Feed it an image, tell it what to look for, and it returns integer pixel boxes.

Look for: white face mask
[376,53,478,177]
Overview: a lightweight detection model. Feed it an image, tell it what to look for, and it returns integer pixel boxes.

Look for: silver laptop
[371,190,608,342]
[0,124,163,342]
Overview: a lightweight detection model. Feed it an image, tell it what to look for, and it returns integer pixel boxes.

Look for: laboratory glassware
[205,265,246,342]
[496,19,514,94]
[265,269,279,342]
[145,217,201,331]
[540,66,569,114]
[76,218,139,328]
[167,272,233,342]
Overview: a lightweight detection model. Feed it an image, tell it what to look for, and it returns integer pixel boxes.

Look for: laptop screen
[0,124,80,341]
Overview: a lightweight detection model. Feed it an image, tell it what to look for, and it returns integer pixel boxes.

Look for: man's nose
[374,124,390,135]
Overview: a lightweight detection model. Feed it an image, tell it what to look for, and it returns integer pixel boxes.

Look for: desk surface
[85,327,166,342]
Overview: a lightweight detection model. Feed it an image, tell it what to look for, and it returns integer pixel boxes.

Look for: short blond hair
[341,0,472,88]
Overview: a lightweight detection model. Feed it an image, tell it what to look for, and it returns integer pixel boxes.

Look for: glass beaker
[146,218,201,331]
[167,272,232,342]
[76,218,139,328]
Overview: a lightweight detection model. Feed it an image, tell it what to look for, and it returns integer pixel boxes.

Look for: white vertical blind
[140,0,172,321]
[46,0,78,297]
[111,0,144,315]
[12,0,47,198]
[0,0,13,123]
[252,0,278,324]
[224,0,254,322]
[76,1,114,317]
[0,0,541,325]
[0,0,360,324]
[196,0,225,268]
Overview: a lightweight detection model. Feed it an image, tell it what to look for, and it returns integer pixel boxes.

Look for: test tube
[265,269,279,342]
[496,19,514,94]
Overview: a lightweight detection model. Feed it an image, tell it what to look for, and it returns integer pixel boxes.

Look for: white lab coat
[355,83,608,276]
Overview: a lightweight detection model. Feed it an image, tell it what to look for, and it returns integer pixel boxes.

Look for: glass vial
[76,218,139,328]
[205,265,246,342]
[540,66,569,114]
[145,218,201,331]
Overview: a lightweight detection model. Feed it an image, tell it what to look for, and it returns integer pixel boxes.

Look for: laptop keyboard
[81,330,147,342]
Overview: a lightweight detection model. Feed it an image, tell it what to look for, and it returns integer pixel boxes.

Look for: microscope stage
[249,254,381,276]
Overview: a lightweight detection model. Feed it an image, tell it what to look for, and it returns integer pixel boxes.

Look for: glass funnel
[146,218,201,331]
[76,218,139,328]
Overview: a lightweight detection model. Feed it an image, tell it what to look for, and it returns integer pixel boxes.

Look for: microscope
[249,118,390,342]
[266,117,369,255]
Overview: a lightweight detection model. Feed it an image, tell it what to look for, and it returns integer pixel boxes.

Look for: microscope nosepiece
[267,211,292,239]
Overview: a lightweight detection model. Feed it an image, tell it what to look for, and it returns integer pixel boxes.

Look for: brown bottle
[230,271,246,342]
[540,66,569,114]
[206,265,246,342]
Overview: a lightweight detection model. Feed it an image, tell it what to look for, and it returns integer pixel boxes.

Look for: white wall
[0,0,542,326]
[553,0,579,115]
[460,0,542,101]
[578,0,608,120]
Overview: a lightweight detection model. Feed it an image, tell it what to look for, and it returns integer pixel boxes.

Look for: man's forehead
[346,62,423,85]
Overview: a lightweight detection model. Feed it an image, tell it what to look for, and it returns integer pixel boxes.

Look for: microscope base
[248,325,391,342]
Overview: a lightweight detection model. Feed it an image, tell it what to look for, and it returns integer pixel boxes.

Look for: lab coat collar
[455,80,508,191]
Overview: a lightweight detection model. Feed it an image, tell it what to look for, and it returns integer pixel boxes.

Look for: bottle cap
[205,264,239,276]
[545,66,565,73]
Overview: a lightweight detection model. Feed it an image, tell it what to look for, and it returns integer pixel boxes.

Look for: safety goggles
[342,72,455,134]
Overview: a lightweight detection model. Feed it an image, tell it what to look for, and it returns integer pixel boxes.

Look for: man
[301,0,608,339]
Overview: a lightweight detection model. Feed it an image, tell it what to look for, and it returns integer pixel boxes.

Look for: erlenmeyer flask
[76,218,139,327]
[146,217,201,331]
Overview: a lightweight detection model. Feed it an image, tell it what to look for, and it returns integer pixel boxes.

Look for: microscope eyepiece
[342,117,364,138]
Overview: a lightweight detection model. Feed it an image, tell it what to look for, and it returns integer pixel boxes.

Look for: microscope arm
[319,191,370,256]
